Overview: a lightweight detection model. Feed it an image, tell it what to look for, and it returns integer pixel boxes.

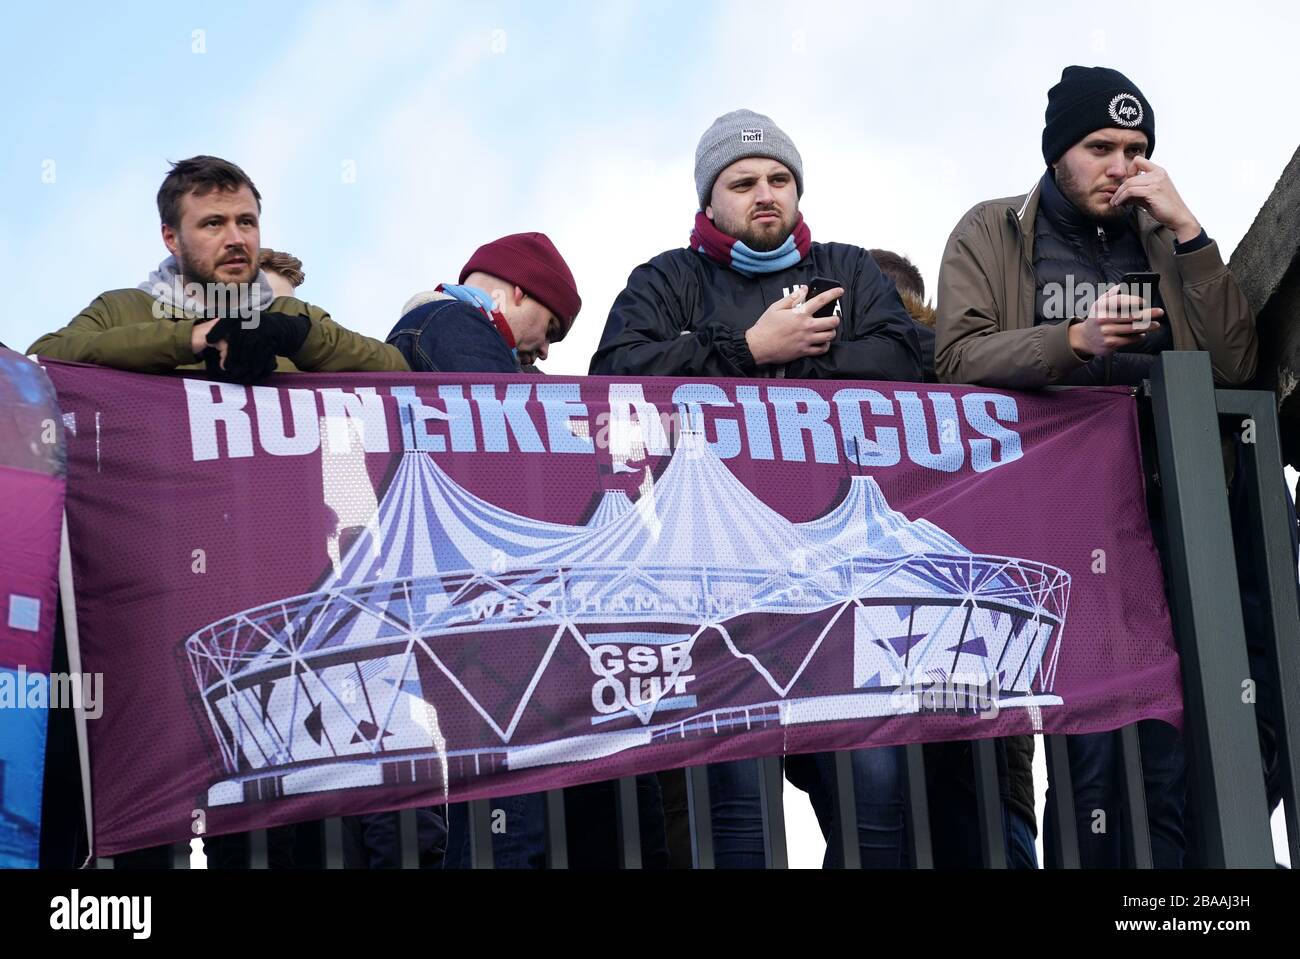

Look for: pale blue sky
[4,0,1298,377]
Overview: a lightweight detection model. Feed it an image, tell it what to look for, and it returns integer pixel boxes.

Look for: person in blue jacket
[388,232,580,374]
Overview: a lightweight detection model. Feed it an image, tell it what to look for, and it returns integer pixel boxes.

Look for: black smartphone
[1119,271,1161,330]
[806,276,842,318]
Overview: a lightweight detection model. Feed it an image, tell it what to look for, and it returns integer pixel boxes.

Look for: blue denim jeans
[925,792,1039,869]
[1043,720,1187,868]
[1005,806,1039,868]
[444,793,548,869]
[707,748,906,868]
[342,809,447,868]
[443,776,668,869]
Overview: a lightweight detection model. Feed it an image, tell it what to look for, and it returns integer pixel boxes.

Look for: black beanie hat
[1042,66,1155,165]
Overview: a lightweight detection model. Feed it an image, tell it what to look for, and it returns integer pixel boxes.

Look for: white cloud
[7,0,1299,367]
[521,136,696,375]
[12,167,164,350]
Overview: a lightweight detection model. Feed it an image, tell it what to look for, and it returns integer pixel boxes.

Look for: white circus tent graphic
[185,430,1070,807]
[584,489,633,527]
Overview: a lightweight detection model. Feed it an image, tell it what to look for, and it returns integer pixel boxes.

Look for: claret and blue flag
[0,349,66,868]
[38,359,1182,857]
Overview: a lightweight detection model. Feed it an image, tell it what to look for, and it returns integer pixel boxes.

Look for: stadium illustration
[184,429,1070,807]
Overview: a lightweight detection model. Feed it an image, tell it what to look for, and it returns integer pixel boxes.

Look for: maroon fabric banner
[0,349,67,868]
[41,359,1182,856]
[0,350,65,676]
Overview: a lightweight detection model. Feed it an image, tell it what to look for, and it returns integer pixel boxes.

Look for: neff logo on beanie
[1108,93,1144,128]
[695,109,804,209]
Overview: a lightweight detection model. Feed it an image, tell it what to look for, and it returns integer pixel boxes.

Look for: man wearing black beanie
[936,65,1254,391]
[934,66,1258,870]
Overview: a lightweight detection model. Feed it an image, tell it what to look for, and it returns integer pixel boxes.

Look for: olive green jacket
[28,288,409,374]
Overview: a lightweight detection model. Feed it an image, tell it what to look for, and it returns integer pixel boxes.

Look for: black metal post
[829,751,861,869]
[971,739,1006,868]
[544,789,569,869]
[323,818,344,869]
[614,778,642,869]
[1117,725,1153,868]
[903,744,933,869]
[685,765,715,869]
[467,799,495,869]
[757,756,788,869]
[247,828,269,870]
[1148,353,1274,866]
[1215,387,1300,865]
[398,809,419,869]
[1044,734,1080,868]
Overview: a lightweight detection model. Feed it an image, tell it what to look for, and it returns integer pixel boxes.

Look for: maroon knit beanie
[459,232,582,335]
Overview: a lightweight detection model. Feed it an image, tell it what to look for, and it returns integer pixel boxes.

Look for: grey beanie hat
[694,108,804,210]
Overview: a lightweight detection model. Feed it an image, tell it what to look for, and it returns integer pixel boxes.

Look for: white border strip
[59,510,96,866]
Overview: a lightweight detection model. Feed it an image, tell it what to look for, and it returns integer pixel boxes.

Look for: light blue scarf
[436,283,498,316]
[436,283,518,360]
[689,211,813,276]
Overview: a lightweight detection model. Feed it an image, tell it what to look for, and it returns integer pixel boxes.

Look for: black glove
[204,312,312,384]
[205,317,278,384]
[248,310,313,357]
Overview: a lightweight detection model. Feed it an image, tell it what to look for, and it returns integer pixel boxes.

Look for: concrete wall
[1230,145,1300,469]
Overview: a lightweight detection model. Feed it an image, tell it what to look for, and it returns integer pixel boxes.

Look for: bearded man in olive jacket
[29,155,407,382]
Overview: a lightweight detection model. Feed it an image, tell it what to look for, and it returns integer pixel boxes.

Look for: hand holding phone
[806,276,842,318]
[1119,272,1161,331]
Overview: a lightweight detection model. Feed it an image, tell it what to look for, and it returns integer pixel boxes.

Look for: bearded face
[706,157,800,250]
[163,185,261,289]
[1052,129,1150,222]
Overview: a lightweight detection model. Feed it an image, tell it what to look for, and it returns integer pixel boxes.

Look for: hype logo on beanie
[1042,66,1155,165]
[460,232,582,335]
[694,108,804,210]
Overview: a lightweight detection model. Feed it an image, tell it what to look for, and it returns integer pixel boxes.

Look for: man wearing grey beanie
[590,109,923,869]
[592,108,919,380]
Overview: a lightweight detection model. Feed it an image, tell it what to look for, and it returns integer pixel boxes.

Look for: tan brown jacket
[934,180,1257,389]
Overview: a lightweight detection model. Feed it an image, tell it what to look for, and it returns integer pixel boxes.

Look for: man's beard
[711,207,798,251]
[176,241,259,318]
[177,241,256,288]
[1054,164,1126,223]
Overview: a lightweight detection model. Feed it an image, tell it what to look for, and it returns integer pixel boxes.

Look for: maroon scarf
[689,211,812,276]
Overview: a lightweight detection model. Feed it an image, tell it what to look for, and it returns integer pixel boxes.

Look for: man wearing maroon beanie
[386,236,669,868]
[388,231,582,372]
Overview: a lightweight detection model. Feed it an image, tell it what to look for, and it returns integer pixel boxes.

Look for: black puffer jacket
[590,243,922,381]
[1033,171,1171,386]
